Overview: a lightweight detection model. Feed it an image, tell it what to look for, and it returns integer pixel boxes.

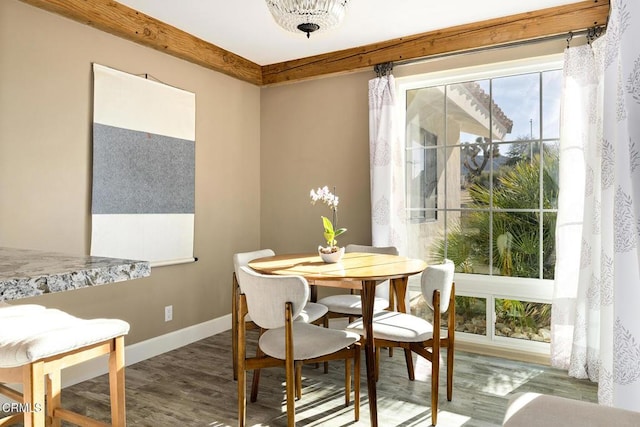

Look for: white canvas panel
[93,63,195,141]
[91,214,195,266]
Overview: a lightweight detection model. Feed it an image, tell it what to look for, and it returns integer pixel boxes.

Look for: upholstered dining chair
[232,249,328,401]
[236,266,360,427]
[346,259,455,426]
[316,244,400,323]
[316,244,400,372]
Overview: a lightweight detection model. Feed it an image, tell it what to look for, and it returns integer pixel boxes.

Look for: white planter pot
[318,246,345,263]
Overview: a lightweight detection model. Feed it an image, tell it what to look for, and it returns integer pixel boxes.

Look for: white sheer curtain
[368,73,407,254]
[552,0,640,410]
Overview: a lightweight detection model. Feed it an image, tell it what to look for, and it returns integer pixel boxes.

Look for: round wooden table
[249,251,427,427]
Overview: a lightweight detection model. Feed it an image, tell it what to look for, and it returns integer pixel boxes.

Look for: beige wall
[0,0,261,344]
[260,72,373,254]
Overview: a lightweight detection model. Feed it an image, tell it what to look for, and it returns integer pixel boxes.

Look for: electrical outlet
[164,305,173,322]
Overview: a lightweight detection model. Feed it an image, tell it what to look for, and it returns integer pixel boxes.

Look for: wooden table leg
[392,277,409,313]
[392,276,415,379]
[361,280,378,427]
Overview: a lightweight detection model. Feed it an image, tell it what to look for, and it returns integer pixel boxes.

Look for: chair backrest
[345,244,399,256]
[237,266,310,330]
[420,259,455,314]
[233,249,275,290]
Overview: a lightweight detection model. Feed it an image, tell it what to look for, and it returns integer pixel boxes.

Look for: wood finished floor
[49,327,597,427]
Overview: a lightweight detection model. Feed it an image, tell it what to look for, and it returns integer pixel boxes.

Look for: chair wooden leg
[354,344,361,422]
[295,362,302,400]
[431,353,440,426]
[109,336,127,427]
[323,317,329,374]
[238,365,246,427]
[23,362,45,427]
[446,346,454,401]
[284,305,295,427]
[250,329,265,403]
[238,315,247,427]
[344,357,351,406]
[232,278,239,381]
[404,348,415,381]
[46,370,62,427]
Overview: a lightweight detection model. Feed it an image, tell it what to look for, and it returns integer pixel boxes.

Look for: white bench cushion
[0,304,130,368]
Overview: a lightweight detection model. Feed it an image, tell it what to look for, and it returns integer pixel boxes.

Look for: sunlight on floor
[480,369,543,396]
[435,411,473,426]
[411,354,544,397]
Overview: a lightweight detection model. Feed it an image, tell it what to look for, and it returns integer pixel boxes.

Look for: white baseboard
[0,314,231,405]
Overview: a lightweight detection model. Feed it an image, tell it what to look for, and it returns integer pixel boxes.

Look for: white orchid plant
[310,186,347,253]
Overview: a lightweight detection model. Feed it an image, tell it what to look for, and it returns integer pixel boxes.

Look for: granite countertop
[0,247,151,302]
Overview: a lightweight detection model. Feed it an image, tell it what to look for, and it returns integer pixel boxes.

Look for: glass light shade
[266,0,349,37]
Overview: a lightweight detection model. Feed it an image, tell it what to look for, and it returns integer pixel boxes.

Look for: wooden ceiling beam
[261,0,610,85]
[19,0,263,86]
[20,0,609,87]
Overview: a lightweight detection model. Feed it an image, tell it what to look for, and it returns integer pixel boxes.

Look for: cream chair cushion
[346,311,435,342]
[317,294,389,315]
[260,323,360,360]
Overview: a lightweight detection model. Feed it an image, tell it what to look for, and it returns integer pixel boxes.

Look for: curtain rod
[376,26,605,72]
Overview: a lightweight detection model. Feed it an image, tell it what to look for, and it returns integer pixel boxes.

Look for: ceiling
[115,0,586,66]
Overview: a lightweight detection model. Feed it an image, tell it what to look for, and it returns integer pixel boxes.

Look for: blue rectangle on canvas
[92,123,195,214]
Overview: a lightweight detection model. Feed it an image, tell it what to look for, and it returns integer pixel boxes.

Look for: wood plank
[262,0,610,85]
[19,0,263,86]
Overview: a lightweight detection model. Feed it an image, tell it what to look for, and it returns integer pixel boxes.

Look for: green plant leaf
[321,216,334,233]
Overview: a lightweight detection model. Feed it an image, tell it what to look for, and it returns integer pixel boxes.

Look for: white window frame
[398,54,563,357]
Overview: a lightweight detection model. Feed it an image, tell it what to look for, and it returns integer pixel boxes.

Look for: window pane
[409,208,454,264]
[412,295,487,337]
[493,142,541,210]
[543,212,557,280]
[439,211,492,275]
[493,212,540,278]
[543,141,560,209]
[446,80,491,145]
[406,132,438,221]
[406,86,445,223]
[456,296,487,335]
[406,86,445,141]
[542,70,562,139]
[492,73,540,141]
[495,299,551,342]
[459,139,498,199]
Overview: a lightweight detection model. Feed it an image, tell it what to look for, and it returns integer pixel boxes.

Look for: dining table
[248,251,427,427]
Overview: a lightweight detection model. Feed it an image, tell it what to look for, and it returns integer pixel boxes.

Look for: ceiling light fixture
[265,0,349,39]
